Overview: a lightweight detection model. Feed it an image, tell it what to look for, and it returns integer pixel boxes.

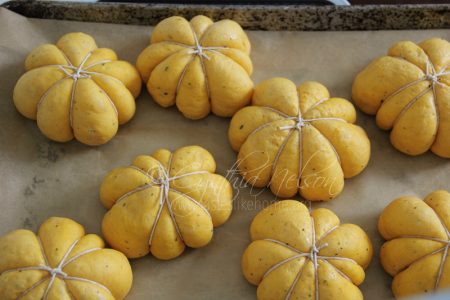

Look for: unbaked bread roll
[229,78,371,201]
[0,217,133,299]
[100,145,233,260]
[242,200,373,300]
[137,15,253,119]
[379,190,450,298]
[353,38,450,157]
[13,32,141,145]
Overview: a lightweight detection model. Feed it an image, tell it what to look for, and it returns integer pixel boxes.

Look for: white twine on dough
[435,241,450,291]
[239,103,345,192]
[174,24,230,100]
[270,129,295,177]
[276,107,344,186]
[391,205,450,291]
[115,159,212,247]
[1,239,112,299]
[187,28,228,60]
[36,51,118,129]
[381,57,450,130]
[261,214,357,300]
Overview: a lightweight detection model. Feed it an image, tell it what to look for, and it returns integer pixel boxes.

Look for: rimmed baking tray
[0,2,449,300]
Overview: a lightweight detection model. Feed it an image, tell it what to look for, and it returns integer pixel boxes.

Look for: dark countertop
[2,1,449,30]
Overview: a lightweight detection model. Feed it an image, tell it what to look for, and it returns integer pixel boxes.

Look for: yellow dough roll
[0,217,133,300]
[136,15,253,119]
[378,190,450,298]
[228,78,371,201]
[242,200,373,300]
[13,32,142,146]
[352,38,450,157]
[99,145,233,260]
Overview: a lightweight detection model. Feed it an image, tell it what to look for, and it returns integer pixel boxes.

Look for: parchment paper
[0,8,449,299]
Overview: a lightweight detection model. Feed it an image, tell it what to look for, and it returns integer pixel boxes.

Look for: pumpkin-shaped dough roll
[242,200,373,300]
[13,32,142,146]
[136,15,253,119]
[229,78,371,201]
[100,145,233,260]
[378,190,450,298]
[0,217,133,300]
[352,38,450,157]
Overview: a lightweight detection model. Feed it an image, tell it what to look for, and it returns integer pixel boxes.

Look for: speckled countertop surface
[2,1,449,30]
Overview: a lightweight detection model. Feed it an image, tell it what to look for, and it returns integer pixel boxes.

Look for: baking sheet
[0,8,449,299]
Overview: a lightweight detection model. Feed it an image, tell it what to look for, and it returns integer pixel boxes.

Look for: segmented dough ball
[378,190,450,298]
[136,15,254,119]
[0,217,133,300]
[100,145,233,260]
[13,32,142,146]
[228,78,371,201]
[352,38,450,157]
[242,200,373,300]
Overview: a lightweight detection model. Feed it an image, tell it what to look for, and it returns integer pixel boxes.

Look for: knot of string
[278,113,345,132]
[425,73,439,84]
[278,113,305,131]
[151,165,171,197]
[425,59,449,87]
[188,28,211,60]
[189,46,210,60]
[58,52,93,80]
[186,26,228,61]
[47,266,68,278]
